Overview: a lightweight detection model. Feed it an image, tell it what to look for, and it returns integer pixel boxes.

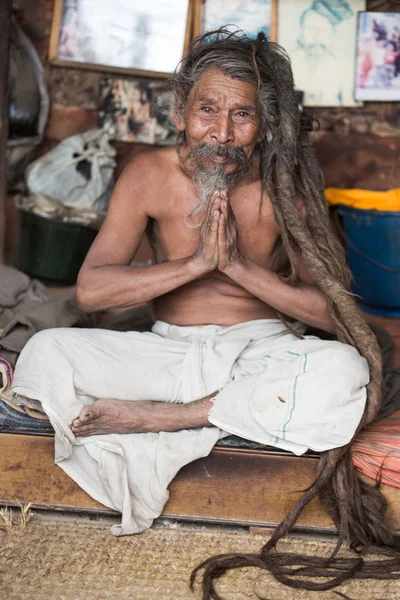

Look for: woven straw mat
[0,519,399,600]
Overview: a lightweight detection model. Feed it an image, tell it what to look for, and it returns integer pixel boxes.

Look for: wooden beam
[1,433,400,532]
[0,0,12,264]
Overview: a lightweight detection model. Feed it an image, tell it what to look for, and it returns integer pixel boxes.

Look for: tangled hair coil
[251,32,264,90]
[168,28,400,599]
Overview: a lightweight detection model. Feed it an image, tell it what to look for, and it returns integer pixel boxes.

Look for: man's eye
[236,111,249,118]
[201,106,213,113]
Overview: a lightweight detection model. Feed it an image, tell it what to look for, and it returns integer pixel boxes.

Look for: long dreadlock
[168,29,400,596]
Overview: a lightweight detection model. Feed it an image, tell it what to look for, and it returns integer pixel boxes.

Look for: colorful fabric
[0,398,54,434]
[0,357,13,394]
[325,187,400,212]
[0,356,50,421]
[352,411,400,488]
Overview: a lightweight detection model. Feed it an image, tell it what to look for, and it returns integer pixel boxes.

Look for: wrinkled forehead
[187,67,260,108]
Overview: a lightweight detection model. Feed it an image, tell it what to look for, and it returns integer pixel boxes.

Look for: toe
[71,406,96,432]
[78,406,95,424]
[73,424,101,437]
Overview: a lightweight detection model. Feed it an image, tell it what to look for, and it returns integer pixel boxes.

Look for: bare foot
[70,396,213,437]
[71,399,170,437]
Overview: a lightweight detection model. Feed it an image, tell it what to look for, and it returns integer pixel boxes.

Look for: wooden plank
[166,446,333,529]
[191,0,203,39]
[1,433,399,532]
[0,433,108,513]
[270,0,278,42]
[48,0,63,63]
[0,0,12,264]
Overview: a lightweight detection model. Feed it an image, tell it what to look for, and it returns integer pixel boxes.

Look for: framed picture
[355,12,400,101]
[278,0,366,107]
[49,0,192,78]
[200,0,277,41]
[99,77,178,146]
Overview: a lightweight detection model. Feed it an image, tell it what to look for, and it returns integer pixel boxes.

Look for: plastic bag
[26,128,117,211]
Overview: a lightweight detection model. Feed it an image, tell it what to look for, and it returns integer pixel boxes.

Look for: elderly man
[12,29,395,589]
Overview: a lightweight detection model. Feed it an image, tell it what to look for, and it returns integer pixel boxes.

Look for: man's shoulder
[123,146,178,182]
[114,147,180,215]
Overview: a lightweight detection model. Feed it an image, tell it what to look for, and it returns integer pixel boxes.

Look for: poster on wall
[278,0,366,107]
[49,0,190,77]
[355,12,400,101]
[99,77,178,146]
[202,0,277,41]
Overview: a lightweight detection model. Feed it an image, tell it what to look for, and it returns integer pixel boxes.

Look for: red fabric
[351,411,400,488]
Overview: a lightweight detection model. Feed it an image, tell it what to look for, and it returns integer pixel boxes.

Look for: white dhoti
[11,319,369,535]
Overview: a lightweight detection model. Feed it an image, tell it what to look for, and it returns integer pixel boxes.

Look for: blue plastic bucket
[337,205,400,317]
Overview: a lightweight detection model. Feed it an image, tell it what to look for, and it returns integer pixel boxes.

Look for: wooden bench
[1,431,399,533]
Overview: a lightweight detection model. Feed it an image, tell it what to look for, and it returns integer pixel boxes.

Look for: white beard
[180,144,252,227]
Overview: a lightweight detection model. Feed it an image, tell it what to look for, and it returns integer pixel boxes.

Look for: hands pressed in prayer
[191,189,244,274]
[217,190,244,273]
[191,191,221,272]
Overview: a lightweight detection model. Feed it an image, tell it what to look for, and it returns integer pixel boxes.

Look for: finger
[207,205,221,230]
[227,219,238,243]
[221,202,237,240]
[212,189,222,204]
[209,209,221,232]
[218,211,226,238]
[206,193,221,220]
[209,190,221,206]
[208,192,223,218]
[227,204,238,233]
[202,200,219,235]
[221,199,228,218]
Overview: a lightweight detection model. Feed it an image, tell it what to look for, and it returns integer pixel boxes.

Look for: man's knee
[20,327,80,359]
[321,342,370,389]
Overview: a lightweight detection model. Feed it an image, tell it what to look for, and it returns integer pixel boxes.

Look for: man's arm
[218,193,335,333]
[76,156,220,312]
[224,260,334,332]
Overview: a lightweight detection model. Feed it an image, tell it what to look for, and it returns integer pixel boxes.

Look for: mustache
[187,143,248,164]
[182,143,253,228]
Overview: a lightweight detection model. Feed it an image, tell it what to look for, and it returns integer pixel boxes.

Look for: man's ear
[173,112,185,132]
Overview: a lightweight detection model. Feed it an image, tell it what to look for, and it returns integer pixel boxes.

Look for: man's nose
[210,113,234,144]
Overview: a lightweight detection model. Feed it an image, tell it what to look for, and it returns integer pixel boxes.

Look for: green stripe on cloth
[282,353,308,439]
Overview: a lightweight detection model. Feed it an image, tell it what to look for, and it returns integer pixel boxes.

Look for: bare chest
[148,182,281,267]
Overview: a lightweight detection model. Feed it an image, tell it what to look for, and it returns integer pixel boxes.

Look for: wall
[6,0,400,260]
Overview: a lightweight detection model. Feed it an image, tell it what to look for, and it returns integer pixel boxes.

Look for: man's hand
[218,190,244,272]
[191,191,221,273]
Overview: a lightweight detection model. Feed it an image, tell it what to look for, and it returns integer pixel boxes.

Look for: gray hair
[168,28,298,147]
[181,28,398,600]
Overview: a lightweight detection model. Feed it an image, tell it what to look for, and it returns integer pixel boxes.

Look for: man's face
[176,68,261,175]
[301,12,333,57]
